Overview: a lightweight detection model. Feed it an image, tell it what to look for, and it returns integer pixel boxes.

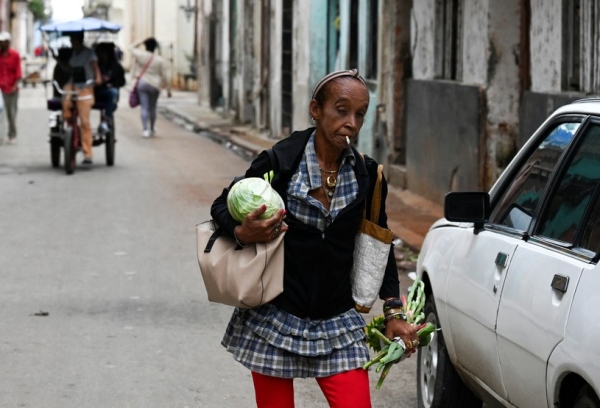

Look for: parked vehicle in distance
[415,98,600,408]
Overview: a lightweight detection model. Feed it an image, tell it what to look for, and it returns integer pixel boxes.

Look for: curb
[159,105,260,160]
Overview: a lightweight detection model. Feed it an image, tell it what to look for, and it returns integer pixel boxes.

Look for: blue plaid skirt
[221,304,370,378]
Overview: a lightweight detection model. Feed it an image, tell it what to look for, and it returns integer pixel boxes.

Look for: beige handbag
[351,164,394,313]
[196,220,285,308]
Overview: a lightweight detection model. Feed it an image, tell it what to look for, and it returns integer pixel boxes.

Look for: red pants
[252,369,372,408]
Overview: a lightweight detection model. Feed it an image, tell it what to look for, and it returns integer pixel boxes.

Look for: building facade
[93,0,197,90]
[197,0,600,204]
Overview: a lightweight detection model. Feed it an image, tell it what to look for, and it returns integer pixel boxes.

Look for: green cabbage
[227,177,285,222]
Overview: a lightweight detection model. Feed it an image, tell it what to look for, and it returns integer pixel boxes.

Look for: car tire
[417,294,482,408]
[574,384,600,408]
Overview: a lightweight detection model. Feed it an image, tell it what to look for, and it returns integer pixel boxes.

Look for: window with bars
[347,0,378,79]
[281,0,293,132]
[365,0,378,79]
[563,0,600,93]
[563,0,581,91]
[434,0,463,81]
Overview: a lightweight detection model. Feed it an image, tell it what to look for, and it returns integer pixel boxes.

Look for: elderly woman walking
[210,69,419,408]
[129,37,171,138]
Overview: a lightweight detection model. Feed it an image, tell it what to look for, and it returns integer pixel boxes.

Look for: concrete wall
[292,0,311,132]
[461,0,488,85]
[406,80,483,203]
[530,0,562,92]
[0,0,10,31]
[119,0,193,87]
[411,0,435,80]
[485,0,521,184]
[378,0,412,181]
[228,0,251,123]
[308,0,329,101]
[268,1,282,137]
[174,0,196,77]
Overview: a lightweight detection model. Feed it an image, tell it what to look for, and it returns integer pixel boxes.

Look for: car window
[580,191,600,252]
[489,122,581,231]
[538,124,600,248]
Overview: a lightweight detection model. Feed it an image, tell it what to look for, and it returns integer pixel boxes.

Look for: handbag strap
[368,164,384,223]
[358,153,384,223]
[134,55,154,87]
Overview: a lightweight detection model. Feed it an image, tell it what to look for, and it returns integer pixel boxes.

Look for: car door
[445,118,582,400]
[496,119,600,408]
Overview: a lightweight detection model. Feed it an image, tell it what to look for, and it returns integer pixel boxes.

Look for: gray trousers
[2,91,19,139]
[137,80,160,131]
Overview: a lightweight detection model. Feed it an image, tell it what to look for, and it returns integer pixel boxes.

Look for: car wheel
[574,385,600,408]
[417,294,482,408]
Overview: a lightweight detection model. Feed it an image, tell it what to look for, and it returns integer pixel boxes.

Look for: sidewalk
[158,91,444,252]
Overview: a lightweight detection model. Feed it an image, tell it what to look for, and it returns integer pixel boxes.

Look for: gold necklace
[319,168,338,188]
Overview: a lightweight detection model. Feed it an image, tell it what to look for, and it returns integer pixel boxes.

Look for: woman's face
[310,78,369,150]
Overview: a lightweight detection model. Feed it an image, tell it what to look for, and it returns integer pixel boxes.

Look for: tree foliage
[28,0,49,22]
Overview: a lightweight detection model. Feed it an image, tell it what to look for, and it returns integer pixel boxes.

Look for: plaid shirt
[287,132,358,231]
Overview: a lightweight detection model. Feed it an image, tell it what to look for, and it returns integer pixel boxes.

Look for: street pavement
[0,86,429,407]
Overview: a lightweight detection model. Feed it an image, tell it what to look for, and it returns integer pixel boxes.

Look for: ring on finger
[274,227,280,234]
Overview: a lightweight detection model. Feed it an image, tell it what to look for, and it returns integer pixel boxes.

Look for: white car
[416,99,600,408]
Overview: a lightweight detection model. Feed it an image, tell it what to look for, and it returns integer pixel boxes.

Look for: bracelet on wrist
[385,312,407,321]
[233,226,247,248]
[384,307,404,317]
[383,297,404,311]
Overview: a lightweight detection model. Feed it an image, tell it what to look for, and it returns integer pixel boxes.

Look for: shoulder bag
[351,163,394,313]
[129,55,153,108]
[196,149,284,308]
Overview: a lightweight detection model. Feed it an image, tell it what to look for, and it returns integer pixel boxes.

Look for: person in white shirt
[129,37,171,138]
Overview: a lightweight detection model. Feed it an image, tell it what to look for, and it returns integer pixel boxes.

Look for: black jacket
[211,127,400,319]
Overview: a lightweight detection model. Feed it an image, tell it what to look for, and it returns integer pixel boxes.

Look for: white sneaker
[142,130,151,138]
[99,122,110,133]
[150,128,156,137]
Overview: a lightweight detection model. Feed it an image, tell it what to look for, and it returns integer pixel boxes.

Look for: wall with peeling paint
[530,0,562,93]
[485,0,521,182]
[411,0,436,80]
[462,0,488,85]
[269,1,283,137]
[292,0,311,132]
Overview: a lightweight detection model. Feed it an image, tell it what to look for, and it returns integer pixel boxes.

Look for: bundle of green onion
[363,279,436,389]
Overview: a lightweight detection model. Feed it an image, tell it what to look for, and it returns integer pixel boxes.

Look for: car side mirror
[444,192,490,234]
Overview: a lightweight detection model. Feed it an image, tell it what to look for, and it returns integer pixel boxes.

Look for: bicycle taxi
[40,17,122,175]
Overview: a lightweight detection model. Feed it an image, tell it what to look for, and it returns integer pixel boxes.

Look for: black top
[96,61,125,91]
[211,127,400,319]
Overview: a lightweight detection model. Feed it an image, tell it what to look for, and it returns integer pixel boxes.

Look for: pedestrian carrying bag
[129,55,153,108]
[351,163,394,313]
[196,221,285,308]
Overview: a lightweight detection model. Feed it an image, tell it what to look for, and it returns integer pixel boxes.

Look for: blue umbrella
[40,17,121,33]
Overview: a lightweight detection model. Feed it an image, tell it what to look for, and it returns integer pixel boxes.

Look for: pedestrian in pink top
[0,31,21,144]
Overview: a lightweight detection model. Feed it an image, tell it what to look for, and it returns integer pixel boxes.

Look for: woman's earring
[310,116,316,125]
